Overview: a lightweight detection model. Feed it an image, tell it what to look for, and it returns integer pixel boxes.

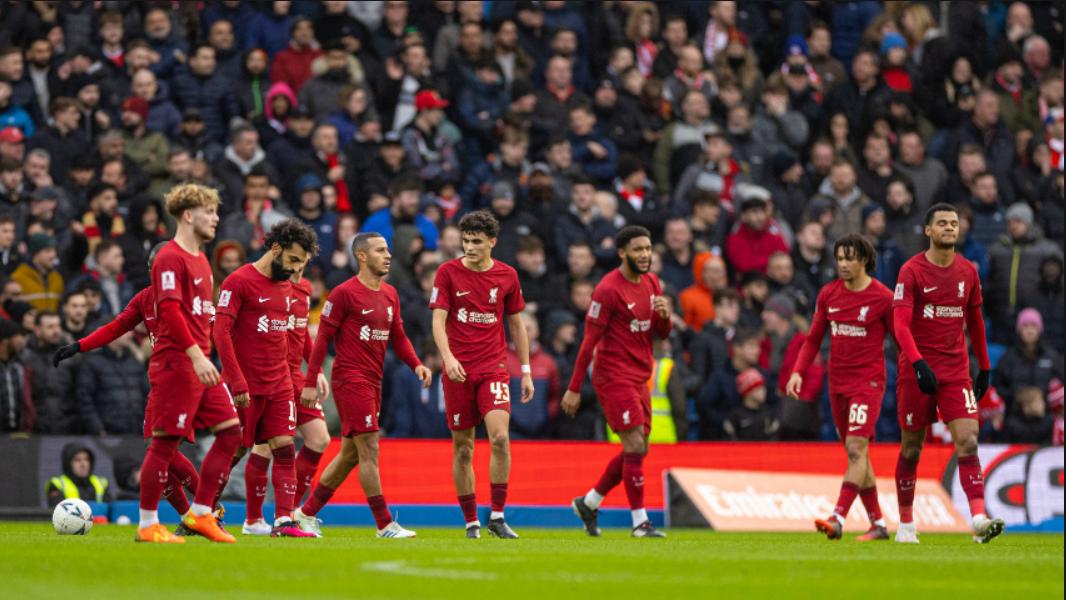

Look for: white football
[53,499,93,535]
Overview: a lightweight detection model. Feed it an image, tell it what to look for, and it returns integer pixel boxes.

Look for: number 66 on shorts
[830,391,882,440]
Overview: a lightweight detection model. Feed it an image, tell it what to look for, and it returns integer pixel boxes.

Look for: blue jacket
[202,2,256,49]
[874,237,905,291]
[170,72,240,144]
[456,78,509,140]
[970,202,1007,249]
[386,370,452,439]
[66,272,135,317]
[568,130,618,184]
[244,11,293,59]
[146,35,188,80]
[830,2,882,70]
[696,363,779,441]
[297,210,339,274]
[362,208,440,251]
[145,82,182,141]
[0,103,34,138]
[960,235,991,284]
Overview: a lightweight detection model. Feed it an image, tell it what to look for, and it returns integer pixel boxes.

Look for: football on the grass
[53,499,93,535]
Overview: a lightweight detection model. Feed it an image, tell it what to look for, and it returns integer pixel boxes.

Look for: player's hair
[458,210,501,240]
[164,183,220,218]
[351,232,384,258]
[615,225,652,251]
[712,287,740,307]
[148,241,168,271]
[833,234,877,276]
[925,203,958,226]
[93,239,120,260]
[732,327,763,348]
[263,218,320,258]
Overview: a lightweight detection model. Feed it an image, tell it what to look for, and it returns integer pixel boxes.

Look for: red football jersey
[152,243,215,356]
[583,269,667,386]
[808,278,895,394]
[894,253,983,383]
[287,277,312,378]
[320,277,404,381]
[215,263,293,395]
[429,259,525,374]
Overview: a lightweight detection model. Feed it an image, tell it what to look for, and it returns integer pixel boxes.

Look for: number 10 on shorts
[491,381,510,405]
[849,404,868,425]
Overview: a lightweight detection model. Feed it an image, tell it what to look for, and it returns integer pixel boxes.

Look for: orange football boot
[134,523,186,544]
[183,512,236,543]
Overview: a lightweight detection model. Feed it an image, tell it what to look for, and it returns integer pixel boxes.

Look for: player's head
[833,234,876,281]
[615,225,653,275]
[924,202,959,249]
[458,210,500,262]
[263,218,319,282]
[352,232,390,277]
[147,241,168,274]
[164,183,219,242]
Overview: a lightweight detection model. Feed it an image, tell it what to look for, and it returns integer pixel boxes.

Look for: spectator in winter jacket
[130,70,182,143]
[826,49,892,141]
[119,96,168,181]
[662,45,716,119]
[115,195,165,292]
[143,8,189,81]
[514,234,565,318]
[752,74,810,155]
[552,175,617,268]
[855,133,902,208]
[994,309,1065,415]
[402,90,460,190]
[686,287,740,396]
[299,42,367,123]
[217,166,291,258]
[170,43,240,145]
[862,204,905,291]
[214,124,280,216]
[20,311,77,434]
[652,89,717,197]
[387,340,451,439]
[532,57,591,136]
[697,327,773,440]
[895,131,948,214]
[11,233,63,312]
[25,98,91,187]
[354,131,419,221]
[613,155,667,241]
[456,59,510,164]
[361,175,439,252]
[726,196,790,280]
[813,159,872,243]
[943,89,1018,204]
[235,48,273,122]
[327,84,380,149]
[459,129,531,215]
[266,106,316,186]
[763,151,812,231]
[201,0,255,52]
[0,318,30,433]
[986,205,1065,344]
[291,123,352,213]
[65,241,134,316]
[987,43,1042,136]
[207,19,242,81]
[293,173,337,275]
[270,17,324,95]
[244,1,294,59]
[1004,387,1055,444]
[45,443,111,507]
[679,252,728,332]
[0,80,34,138]
[506,312,561,439]
[75,323,149,436]
[568,104,617,185]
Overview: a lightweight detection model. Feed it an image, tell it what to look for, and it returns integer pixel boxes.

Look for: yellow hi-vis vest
[48,475,109,502]
[607,358,678,444]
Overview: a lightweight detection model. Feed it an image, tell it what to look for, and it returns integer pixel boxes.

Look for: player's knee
[900,443,923,462]
[844,440,867,464]
[306,432,330,453]
[489,430,510,453]
[454,442,474,464]
[955,434,979,457]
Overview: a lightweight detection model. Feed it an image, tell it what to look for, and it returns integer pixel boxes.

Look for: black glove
[913,359,939,396]
[53,343,80,368]
[973,369,991,403]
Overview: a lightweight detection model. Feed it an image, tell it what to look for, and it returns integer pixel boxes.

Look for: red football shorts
[236,388,297,448]
[829,384,884,441]
[148,352,237,438]
[143,396,195,443]
[897,378,977,431]
[442,371,512,431]
[333,377,382,437]
[594,378,652,436]
[293,373,324,426]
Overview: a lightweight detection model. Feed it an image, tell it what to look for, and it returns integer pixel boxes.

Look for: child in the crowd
[725,368,779,442]
[1004,387,1054,444]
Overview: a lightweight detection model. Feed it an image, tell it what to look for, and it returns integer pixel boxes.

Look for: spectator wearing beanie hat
[880,33,912,92]
[11,234,64,313]
[726,196,790,279]
[120,95,170,179]
[986,202,1064,343]
[724,367,779,442]
[764,150,813,230]
[993,308,1065,415]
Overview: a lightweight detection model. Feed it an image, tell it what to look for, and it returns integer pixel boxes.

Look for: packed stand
[0,0,1062,445]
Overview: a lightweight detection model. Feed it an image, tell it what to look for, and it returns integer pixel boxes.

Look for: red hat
[0,127,25,144]
[736,368,765,398]
[122,95,150,121]
[415,90,450,111]
[1049,380,1064,412]
[727,28,749,49]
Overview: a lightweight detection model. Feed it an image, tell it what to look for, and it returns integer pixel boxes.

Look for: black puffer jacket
[75,346,150,435]
[170,70,240,144]
[20,334,79,434]
[992,343,1064,416]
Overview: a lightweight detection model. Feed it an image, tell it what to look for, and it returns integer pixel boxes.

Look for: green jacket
[123,130,170,178]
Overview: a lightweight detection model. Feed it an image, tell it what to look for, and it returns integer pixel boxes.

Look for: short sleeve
[586,284,613,325]
[153,252,185,304]
[428,265,452,311]
[504,269,526,315]
[320,287,348,327]
[968,265,984,309]
[215,274,243,318]
[893,264,915,308]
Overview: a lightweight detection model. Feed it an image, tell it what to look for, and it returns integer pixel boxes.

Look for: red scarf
[673,68,706,91]
[635,39,658,78]
[617,184,644,209]
[326,153,351,212]
[996,72,1022,106]
[547,83,576,103]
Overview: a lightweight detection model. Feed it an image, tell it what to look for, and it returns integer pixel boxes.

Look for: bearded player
[291,232,430,538]
[53,242,218,531]
[137,184,239,544]
[787,234,895,541]
[213,218,318,538]
[893,203,1003,544]
[430,211,534,539]
[239,261,331,535]
[563,225,672,539]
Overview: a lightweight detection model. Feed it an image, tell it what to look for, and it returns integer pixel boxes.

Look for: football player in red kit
[291,232,431,538]
[213,219,318,538]
[239,261,330,536]
[562,225,673,538]
[892,204,1003,544]
[430,211,534,539]
[137,184,238,544]
[787,234,895,541]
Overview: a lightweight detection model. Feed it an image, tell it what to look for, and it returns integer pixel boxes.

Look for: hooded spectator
[679,252,727,332]
[45,443,110,507]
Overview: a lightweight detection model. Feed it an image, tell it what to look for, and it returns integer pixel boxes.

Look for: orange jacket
[678,252,725,331]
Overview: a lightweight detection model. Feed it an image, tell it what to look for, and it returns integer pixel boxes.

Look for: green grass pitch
[3,523,1061,600]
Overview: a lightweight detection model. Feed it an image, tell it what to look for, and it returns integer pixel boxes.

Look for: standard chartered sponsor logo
[457,308,496,324]
[629,319,651,332]
[924,304,964,319]
[830,322,867,337]
[259,315,290,332]
[360,324,390,342]
[258,315,270,333]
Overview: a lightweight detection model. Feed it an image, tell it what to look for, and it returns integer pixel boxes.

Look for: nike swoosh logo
[923,287,937,293]
[259,297,270,303]
[849,425,862,432]
[827,308,841,313]
[193,278,204,285]
[494,400,509,405]
[145,317,154,321]
[362,309,374,314]
[456,291,470,296]
[627,303,636,310]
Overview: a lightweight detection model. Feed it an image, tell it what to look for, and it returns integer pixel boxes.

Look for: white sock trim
[631,508,648,528]
[190,503,212,517]
[466,520,481,529]
[584,489,604,510]
[873,518,886,527]
[490,511,504,520]
[139,509,159,529]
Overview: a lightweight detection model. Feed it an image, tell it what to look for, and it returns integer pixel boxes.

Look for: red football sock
[244,453,270,523]
[594,452,625,496]
[162,471,191,515]
[294,447,323,505]
[895,454,919,524]
[301,482,336,517]
[958,455,986,517]
[212,455,243,507]
[367,495,393,530]
[140,436,181,511]
[192,425,240,509]
[169,451,199,495]
[458,494,478,524]
[490,483,507,513]
[860,486,883,523]
[271,445,298,521]
[833,482,860,520]
[621,452,645,511]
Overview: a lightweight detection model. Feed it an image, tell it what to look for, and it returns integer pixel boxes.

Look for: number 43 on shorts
[491,381,510,405]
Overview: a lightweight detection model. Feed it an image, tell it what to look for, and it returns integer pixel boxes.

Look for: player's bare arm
[433,308,466,383]
[506,312,534,403]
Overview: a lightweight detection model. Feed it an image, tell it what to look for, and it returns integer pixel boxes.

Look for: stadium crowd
[0,1,1062,445]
